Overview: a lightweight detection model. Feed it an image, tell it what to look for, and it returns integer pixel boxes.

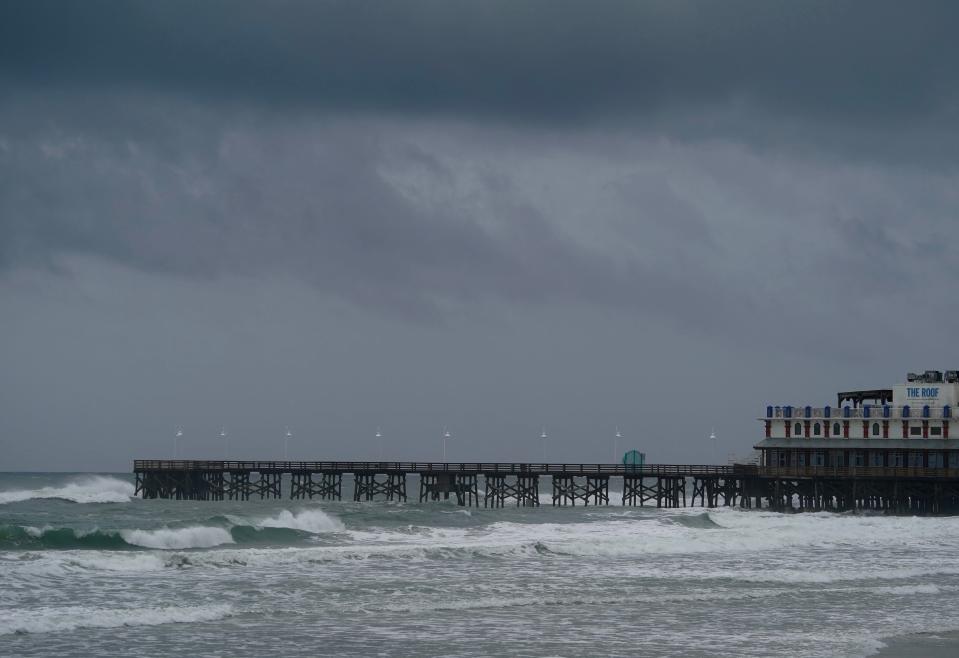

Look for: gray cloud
[2,94,956,355]
[0,102,648,319]
[2,2,959,470]
[2,1,957,124]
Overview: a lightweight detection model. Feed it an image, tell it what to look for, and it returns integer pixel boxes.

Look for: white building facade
[755,370,959,469]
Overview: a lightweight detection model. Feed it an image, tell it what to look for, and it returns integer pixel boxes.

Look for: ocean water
[3,473,959,657]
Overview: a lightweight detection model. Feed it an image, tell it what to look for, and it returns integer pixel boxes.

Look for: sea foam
[0,476,134,504]
[248,509,344,534]
[0,604,233,635]
[120,526,234,550]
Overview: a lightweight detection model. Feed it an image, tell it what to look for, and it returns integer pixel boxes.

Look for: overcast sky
[2,1,958,471]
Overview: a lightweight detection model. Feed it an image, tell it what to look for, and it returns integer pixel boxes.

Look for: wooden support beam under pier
[551,475,609,506]
[289,472,342,500]
[131,461,959,515]
[354,473,407,502]
[483,474,539,507]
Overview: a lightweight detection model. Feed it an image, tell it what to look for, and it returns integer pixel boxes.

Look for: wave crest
[0,604,232,636]
[120,526,234,550]
[248,509,345,534]
[0,507,344,551]
[0,476,134,504]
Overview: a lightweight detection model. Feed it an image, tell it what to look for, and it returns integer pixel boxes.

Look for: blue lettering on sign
[907,387,939,398]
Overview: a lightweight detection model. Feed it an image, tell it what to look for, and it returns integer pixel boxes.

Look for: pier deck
[132,460,959,513]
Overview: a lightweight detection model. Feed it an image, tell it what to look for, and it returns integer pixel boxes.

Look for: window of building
[872,422,880,437]
[931,426,943,436]
[798,452,807,466]
[854,452,864,467]
[814,422,821,436]
[814,451,825,466]
[832,422,841,436]
[908,452,923,468]
[891,451,904,467]
[778,452,787,467]
[870,451,884,467]
[929,453,944,468]
[910,426,922,437]
[794,422,802,436]
[949,452,959,468]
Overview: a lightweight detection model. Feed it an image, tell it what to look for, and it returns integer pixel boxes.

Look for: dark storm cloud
[1,0,957,123]
[0,99,736,323]
[0,0,955,331]
[4,1,959,471]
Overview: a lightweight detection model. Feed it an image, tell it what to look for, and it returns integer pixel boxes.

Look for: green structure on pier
[622,450,646,467]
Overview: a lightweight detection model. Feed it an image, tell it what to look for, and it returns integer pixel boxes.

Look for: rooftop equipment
[905,370,954,383]
[925,370,944,383]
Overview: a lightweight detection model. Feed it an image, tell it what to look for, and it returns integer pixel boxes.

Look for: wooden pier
[132,460,959,514]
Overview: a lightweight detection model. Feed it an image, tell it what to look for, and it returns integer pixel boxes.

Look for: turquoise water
[3,472,959,657]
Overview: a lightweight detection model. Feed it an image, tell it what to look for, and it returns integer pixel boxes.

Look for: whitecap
[245,508,344,534]
[0,604,233,636]
[120,526,234,550]
[0,476,134,504]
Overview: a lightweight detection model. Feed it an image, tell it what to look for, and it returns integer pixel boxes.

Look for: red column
[902,421,909,438]
[945,421,950,439]
[882,421,889,438]
[843,421,849,438]
[862,421,869,438]
[923,421,929,438]
[804,421,811,438]
[785,422,791,438]
[765,421,771,438]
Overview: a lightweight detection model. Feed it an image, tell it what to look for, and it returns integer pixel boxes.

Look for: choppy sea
[3,472,959,657]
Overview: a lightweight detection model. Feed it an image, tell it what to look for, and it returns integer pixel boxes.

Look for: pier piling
[132,461,959,514]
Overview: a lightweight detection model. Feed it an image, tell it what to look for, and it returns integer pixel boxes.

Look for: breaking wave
[0,508,344,551]
[120,526,235,550]
[0,525,131,550]
[0,476,134,504]
[0,604,233,636]
[247,508,345,533]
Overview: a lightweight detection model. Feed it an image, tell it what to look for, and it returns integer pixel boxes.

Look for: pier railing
[133,460,736,476]
[133,460,959,480]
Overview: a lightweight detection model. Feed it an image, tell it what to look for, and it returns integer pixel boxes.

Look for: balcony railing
[759,465,959,478]
[766,405,951,420]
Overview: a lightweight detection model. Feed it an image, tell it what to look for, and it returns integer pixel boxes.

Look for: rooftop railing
[766,405,952,420]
